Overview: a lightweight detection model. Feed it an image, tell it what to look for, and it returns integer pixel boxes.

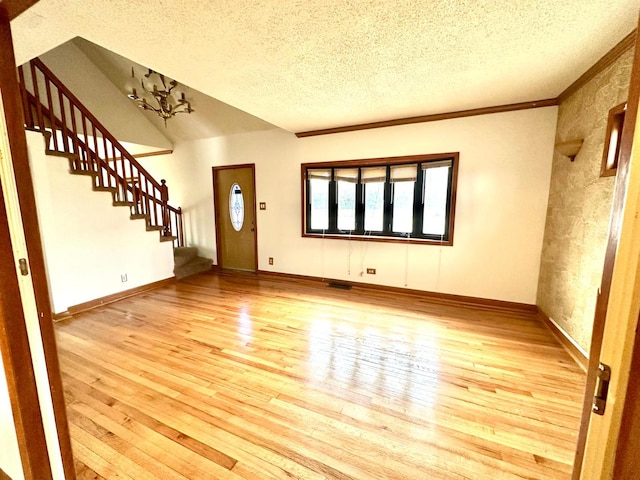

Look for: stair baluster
[17,58,184,247]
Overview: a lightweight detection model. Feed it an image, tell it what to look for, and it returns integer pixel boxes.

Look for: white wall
[0,352,24,480]
[37,42,172,151]
[137,149,208,249]
[26,131,174,314]
[168,107,558,304]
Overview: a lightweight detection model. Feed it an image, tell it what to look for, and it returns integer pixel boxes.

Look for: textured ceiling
[71,38,276,143]
[10,0,640,133]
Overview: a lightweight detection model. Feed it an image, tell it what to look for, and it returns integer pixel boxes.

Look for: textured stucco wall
[537,48,634,353]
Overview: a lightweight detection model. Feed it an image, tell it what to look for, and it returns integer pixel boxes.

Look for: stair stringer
[26,131,174,314]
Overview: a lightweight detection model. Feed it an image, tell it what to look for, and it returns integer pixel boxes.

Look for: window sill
[302,232,453,246]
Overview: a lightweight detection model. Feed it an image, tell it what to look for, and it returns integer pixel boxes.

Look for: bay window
[302,153,458,245]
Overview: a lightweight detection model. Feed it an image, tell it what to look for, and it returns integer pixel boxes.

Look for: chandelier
[127,68,193,126]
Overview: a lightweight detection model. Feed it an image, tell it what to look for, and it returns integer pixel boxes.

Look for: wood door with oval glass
[213,164,257,272]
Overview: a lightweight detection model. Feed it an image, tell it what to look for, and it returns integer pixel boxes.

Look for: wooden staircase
[18,58,184,246]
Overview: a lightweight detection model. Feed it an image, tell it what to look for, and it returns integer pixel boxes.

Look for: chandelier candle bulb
[126,66,194,127]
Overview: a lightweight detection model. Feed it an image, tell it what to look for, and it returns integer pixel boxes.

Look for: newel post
[160,179,170,237]
[178,206,184,247]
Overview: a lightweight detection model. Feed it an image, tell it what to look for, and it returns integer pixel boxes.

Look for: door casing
[577,12,640,480]
[0,3,74,479]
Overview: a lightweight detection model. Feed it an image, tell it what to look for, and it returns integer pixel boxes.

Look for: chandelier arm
[138,101,163,115]
[149,92,164,103]
[127,66,193,124]
[166,80,180,96]
[159,74,168,90]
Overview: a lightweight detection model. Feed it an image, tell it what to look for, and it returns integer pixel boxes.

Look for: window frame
[301,153,459,246]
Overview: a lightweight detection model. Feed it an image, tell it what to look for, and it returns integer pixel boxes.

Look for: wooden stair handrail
[29,57,162,190]
[19,58,185,246]
[23,91,161,211]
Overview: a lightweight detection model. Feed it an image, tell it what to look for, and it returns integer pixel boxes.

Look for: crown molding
[295,99,558,138]
[558,29,636,103]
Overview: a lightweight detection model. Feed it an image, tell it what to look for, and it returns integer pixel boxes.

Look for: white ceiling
[10,0,640,134]
[71,38,276,143]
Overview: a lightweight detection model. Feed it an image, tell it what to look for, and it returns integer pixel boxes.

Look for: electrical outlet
[121,274,128,282]
[259,202,266,210]
[366,268,376,275]
[268,257,274,265]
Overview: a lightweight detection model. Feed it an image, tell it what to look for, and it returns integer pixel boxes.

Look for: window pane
[422,166,450,236]
[337,180,356,231]
[364,182,384,231]
[392,181,414,233]
[228,183,245,232]
[309,178,329,230]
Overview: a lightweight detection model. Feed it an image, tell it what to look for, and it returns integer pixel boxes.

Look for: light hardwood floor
[55,272,585,480]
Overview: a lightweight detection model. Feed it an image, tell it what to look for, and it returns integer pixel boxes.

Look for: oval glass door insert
[229,183,245,231]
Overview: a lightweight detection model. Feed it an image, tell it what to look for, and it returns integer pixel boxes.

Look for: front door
[213,164,257,272]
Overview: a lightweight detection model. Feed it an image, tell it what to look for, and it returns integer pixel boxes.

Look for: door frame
[0,3,75,479]
[581,78,640,478]
[0,158,52,480]
[576,13,640,480]
[212,163,258,272]
[613,313,640,478]
[2,0,40,19]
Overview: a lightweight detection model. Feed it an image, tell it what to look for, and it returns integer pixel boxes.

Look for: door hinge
[18,258,29,276]
[592,362,611,415]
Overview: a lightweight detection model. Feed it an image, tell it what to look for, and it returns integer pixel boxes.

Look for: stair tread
[45,150,78,160]
[182,256,212,265]
[174,247,199,266]
[174,256,212,280]
[25,97,183,247]
[70,169,98,177]
[174,247,198,256]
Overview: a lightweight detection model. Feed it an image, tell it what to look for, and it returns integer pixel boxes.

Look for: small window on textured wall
[601,102,627,177]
